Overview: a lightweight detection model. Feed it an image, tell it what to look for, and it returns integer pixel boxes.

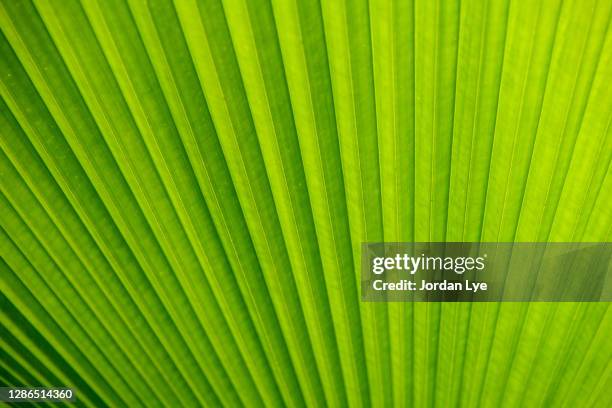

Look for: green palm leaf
[1,0,610,407]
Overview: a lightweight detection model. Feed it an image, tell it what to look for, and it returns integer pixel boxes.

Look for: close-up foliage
[1,0,610,406]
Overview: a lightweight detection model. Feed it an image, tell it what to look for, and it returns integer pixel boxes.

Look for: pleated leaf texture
[1,0,611,406]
